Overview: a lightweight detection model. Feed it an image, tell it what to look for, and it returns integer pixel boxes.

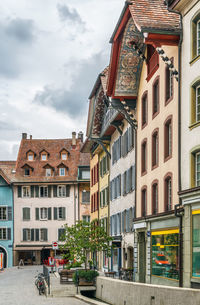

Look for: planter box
[79,278,94,286]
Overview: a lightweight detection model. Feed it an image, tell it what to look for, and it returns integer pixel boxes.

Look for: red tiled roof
[14,138,90,183]
[0,162,16,183]
[129,0,181,32]
[100,66,109,94]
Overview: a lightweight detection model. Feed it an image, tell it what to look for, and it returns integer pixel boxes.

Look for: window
[147,45,159,81]
[58,207,65,220]
[100,155,109,177]
[153,78,159,116]
[57,185,66,197]
[23,228,31,241]
[58,228,65,241]
[141,139,147,174]
[61,153,67,160]
[82,215,90,222]
[122,127,134,157]
[0,228,7,240]
[40,208,47,220]
[82,190,90,203]
[41,154,47,161]
[59,168,65,176]
[22,186,30,198]
[0,207,7,220]
[164,117,172,160]
[152,182,158,215]
[24,168,30,176]
[40,186,48,198]
[28,153,34,161]
[45,168,51,177]
[81,170,90,179]
[196,152,200,187]
[141,187,147,217]
[110,175,121,200]
[112,137,121,164]
[165,59,173,103]
[152,130,159,168]
[40,228,48,241]
[142,92,148,127]
[191,80,200,125]
[191,13,200,59]
[165,175,172,211]
[196,85,200,122]
[23,207,30,221]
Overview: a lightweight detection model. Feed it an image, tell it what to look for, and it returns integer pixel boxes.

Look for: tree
[60,220,113,269]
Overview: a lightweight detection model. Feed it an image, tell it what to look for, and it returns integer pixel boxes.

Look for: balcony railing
[101,108,118,136]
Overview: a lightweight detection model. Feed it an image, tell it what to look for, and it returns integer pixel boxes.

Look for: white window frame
[40,208,48,220]
[41,153,47,161]
[58,207,65,220]
[22,207,30,221]
[82,215,90,222]
[196,152,200,187]
[197,20,200,56]
[0,206,7,220]
[28,153,34,161]
[167,178,172,210]
[57,185,66,197]
[40,228,47,241]
[196,85,200,122]
[39,186,48,198]
[22,186,30,198]
[0,227,7,240]
[45,168,51,177]
[59,168,65,176]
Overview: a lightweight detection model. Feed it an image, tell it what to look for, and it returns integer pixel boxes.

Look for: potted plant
[73,270,99,286]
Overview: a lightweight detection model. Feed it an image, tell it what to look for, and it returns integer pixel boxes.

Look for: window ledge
[164,154,172,163]
[191,277,200,283]
[152,164,159,171]
[165,95,173,106]
[190,54,200,65]
[189,121,200,130]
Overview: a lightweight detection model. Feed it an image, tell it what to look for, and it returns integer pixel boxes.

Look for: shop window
[152,77,159,117]
[164,117,172,161]
[142,92,148,128]
[141,139,147,175]
[164,174,172,211]
[151,229,179,280]
[141,187,147,217]
[152,130,159,168]
[152,182,158,215]
[165,58,173,104]
[192,211,200,277]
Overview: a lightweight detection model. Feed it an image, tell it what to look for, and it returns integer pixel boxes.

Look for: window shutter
[27,208,30,220]
[132,207,135,231]
[8,207,12,221]
[110,216,112,236]
[122,211,124,233]
[62,207,66,220]
[35,229,39,241]
[110,181,112,201]
[31,186,35,198]
[31,229,34,241]
[107,154,110,171]
[107,186,109,204]
[132,165,135,191]
[54,207,58,220]
[114,215,117,235]
[66,185,70,197]
[18,186,22,198]
[128,168,131,193]
[23,229,26,241]
[23,208,26,221]
[129,208,132,232]
[53,185,57,197]
[35,186,39,197]
[48,208,52,220]
[48,185,51,197]
[126,171,129,194]
[7,228,11,240]
[44,229,48,241]
[119,212,121,234]
[35,208,39,220]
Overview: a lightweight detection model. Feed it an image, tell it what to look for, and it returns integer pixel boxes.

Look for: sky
[0,0,124,160]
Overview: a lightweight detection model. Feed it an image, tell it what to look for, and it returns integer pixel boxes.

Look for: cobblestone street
[0,266,90,305]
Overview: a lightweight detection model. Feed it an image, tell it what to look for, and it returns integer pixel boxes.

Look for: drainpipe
[11,183,14,267]
[77,183,80,221]
[175,203,184,287]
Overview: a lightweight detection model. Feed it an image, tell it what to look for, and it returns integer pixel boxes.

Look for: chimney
[30,135,32,140]
[72,132,76,146]
[78,131,83,142]
[22,133,27,140]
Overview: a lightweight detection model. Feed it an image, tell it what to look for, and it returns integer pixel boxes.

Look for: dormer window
[25,168,30,176]
[41,154,47,161]
[28,154,34,161]
[62,153,67,160]
[46,168,51,177]
[59,168,65,176]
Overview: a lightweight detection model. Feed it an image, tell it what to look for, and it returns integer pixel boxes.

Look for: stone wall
[96,277,200,305]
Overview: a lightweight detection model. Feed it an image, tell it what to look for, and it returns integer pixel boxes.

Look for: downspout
[78,183,80,221]
[11,183,14,267]
[74,183,76,224]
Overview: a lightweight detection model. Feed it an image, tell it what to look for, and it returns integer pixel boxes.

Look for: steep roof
[14,138,90,183]
[0,162,16,184]
[129,0,181,33]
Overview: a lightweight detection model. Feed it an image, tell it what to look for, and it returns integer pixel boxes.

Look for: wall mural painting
[114,18,144,97]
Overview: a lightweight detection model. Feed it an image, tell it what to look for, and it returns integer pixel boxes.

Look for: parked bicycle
[35,273,45,295]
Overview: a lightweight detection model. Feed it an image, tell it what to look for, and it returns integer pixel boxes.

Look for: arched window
[164,173,172,211]
[152,181,158,215]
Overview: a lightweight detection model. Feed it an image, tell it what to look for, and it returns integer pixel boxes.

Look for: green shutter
[48,185,51,197]
[23,229,26,241]
[53,185,57,197]
[54,207,58,220]
[31,229,34,241]
[7,228,11,240]
[66,185,70,197]
[35,208,39,220]
[62,207,66,220]
[48,208,52,220]
[35,186,39,197]
[8,207,12,221]
[44,229,48,241]
[35,229,39,241]
[31,186,34,198]
[18,186,22,198]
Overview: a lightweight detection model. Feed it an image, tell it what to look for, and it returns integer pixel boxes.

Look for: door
[138,232,146,283]
[0,247,7,268]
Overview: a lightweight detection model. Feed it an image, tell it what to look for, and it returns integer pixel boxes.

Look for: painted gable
[114,18,144,97]
[0,175,8,186]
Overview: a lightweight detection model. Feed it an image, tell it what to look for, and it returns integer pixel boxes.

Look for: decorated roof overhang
[0,170,11,185]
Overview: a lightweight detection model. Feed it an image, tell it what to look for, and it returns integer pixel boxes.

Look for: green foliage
[64,261,82,269]
[60,219,113,268]
[73,270,99,284]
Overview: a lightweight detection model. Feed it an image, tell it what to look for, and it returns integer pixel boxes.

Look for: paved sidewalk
[0,266,90,305]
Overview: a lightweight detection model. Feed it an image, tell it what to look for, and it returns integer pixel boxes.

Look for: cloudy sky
[0,0,124,160]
